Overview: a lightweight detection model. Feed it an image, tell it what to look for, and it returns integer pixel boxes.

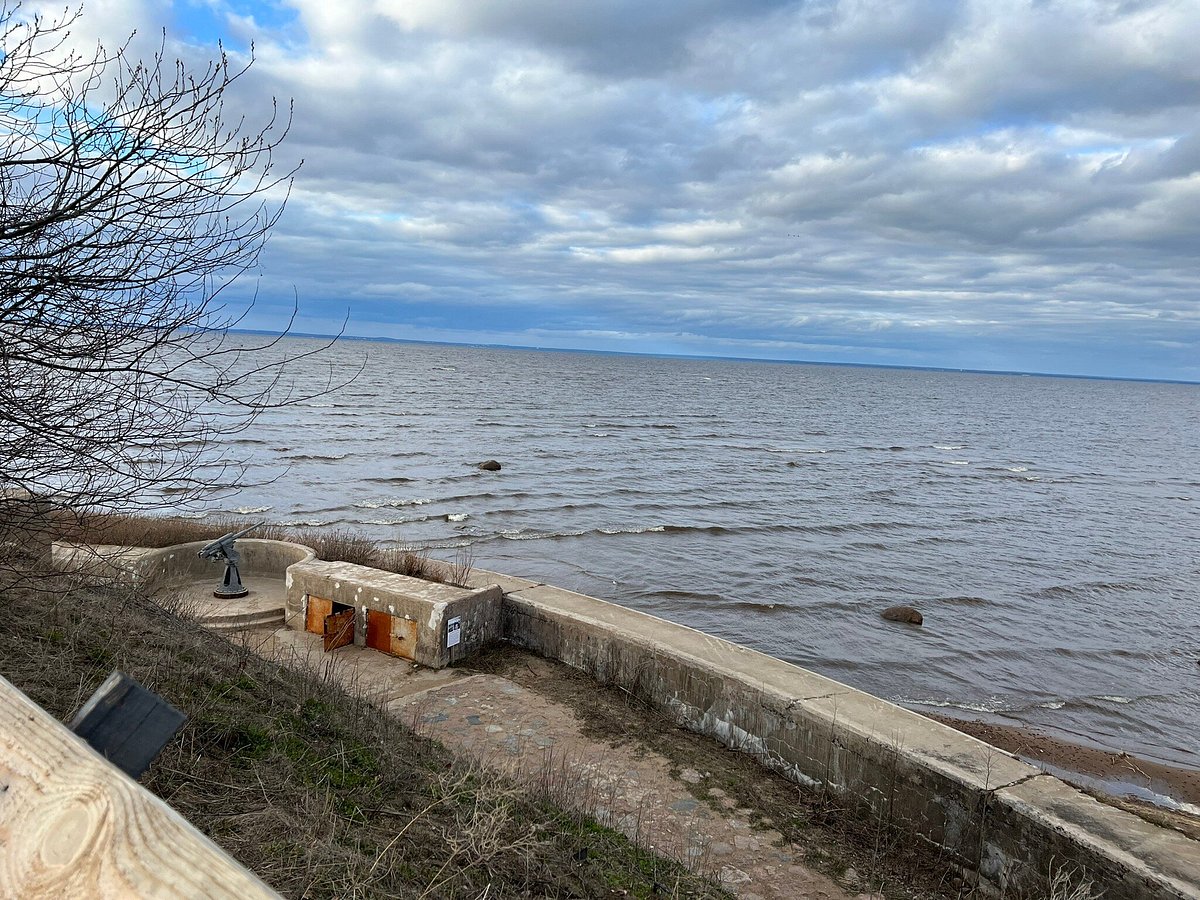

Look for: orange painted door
[365,610,418,660]
[323,608,354,652]
[306,596,333,634]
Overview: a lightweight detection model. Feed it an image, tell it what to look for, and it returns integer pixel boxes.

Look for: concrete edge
[497,581,1200,900]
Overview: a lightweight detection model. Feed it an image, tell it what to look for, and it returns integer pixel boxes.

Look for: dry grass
[58,514,474,587]
[0,576,724,899]
[1045,864,1099,900]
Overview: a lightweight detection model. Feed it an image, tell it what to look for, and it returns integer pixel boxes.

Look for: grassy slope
[0,578,726,899]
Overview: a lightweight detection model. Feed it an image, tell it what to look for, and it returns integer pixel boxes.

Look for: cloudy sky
[47,1,1200,379]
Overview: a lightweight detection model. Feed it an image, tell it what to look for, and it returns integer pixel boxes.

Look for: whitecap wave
[1005,466,1029,473]
[1099,695,1134,704]
[949,460,970,466]
[232,505,272,515]
[447,513,469,522]
[904,696,1011,714]
[934,444,966,450]
[353,498,434,509]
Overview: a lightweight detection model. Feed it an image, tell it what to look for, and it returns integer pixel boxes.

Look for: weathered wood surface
[0,674,279,898]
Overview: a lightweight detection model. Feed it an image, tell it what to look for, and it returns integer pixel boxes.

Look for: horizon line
[224,327,1200,386]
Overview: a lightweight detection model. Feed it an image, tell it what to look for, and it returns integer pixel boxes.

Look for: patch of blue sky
[171,0,304,52]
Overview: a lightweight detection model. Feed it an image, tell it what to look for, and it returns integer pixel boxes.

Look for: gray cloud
[38,0,1200,379]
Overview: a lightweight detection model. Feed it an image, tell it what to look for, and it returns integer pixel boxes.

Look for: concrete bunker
[285,559,503,669]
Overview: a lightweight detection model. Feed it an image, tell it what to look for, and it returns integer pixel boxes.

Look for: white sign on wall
[446,616,461,648]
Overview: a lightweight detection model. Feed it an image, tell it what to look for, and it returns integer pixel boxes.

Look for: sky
[30,0,1200,380]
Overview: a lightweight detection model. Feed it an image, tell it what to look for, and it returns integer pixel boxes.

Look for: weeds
[1046,862,1100,900]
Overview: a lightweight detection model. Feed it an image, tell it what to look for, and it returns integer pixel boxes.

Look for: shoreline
[927,712,1200,837]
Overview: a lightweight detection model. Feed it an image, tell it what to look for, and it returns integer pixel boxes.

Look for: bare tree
[0,3,337,575]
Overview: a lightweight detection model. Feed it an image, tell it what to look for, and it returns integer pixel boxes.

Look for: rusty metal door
[365,610,418,660]
[323,608,354,652]
[306,596,333,634]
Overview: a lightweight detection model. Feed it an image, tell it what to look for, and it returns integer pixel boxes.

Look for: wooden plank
[69,671,186,779]
[0,674,279,899]
[323,608,354,652]
[305,595,332,634]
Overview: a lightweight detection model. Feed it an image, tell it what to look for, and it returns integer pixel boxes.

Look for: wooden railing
[0,674,279,898]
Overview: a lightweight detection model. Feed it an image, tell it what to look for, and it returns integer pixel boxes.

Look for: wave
[285,453,348,461]
[933,444,966,450]
[447,513,469,522]
[933,595,990,606]
[902,696,1013,714]
[495,524,667,542]
[353,497,433,509]
[231,505,272,515]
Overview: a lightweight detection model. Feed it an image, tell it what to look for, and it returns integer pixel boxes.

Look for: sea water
[191,336,1200,770]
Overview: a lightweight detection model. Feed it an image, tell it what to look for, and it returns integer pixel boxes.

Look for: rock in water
[882,605,923,625]
[477,459,502,471]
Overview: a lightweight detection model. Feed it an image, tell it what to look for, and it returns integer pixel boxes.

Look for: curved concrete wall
[468,568,1200,900]
[138,539,315,583]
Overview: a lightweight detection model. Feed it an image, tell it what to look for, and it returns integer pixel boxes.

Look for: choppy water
[194,337,1200,770]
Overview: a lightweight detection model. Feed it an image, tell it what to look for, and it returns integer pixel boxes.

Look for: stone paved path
[240,626,870,899]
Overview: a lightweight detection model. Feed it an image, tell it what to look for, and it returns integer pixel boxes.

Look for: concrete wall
[471,570,1200,900]
[52,539,314,587]
[142,539,315,583]
[285,559,502,669]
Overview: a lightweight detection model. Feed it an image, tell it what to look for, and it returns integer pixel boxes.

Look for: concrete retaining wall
[469,569,1200,899]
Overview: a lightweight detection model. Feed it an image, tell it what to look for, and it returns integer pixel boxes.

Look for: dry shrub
[378,547,446,583]
[288,528,380,569]
[59,514,290,548]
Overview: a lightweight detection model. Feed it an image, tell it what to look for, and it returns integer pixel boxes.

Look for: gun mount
[198,522,263,599]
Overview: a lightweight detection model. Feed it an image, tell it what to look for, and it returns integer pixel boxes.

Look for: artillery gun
[198,522,263,598]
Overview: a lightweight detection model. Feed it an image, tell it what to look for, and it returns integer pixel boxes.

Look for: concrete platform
[167,578,288,632]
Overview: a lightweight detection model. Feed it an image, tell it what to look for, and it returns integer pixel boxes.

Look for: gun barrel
[197,522,265,558]
[228,521,266,541]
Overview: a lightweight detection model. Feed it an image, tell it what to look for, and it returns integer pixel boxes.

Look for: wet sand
[929,713,1200,839]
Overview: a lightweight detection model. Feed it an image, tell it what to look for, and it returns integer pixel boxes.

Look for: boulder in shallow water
[477,459,502,471]
[882,605,923,625]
